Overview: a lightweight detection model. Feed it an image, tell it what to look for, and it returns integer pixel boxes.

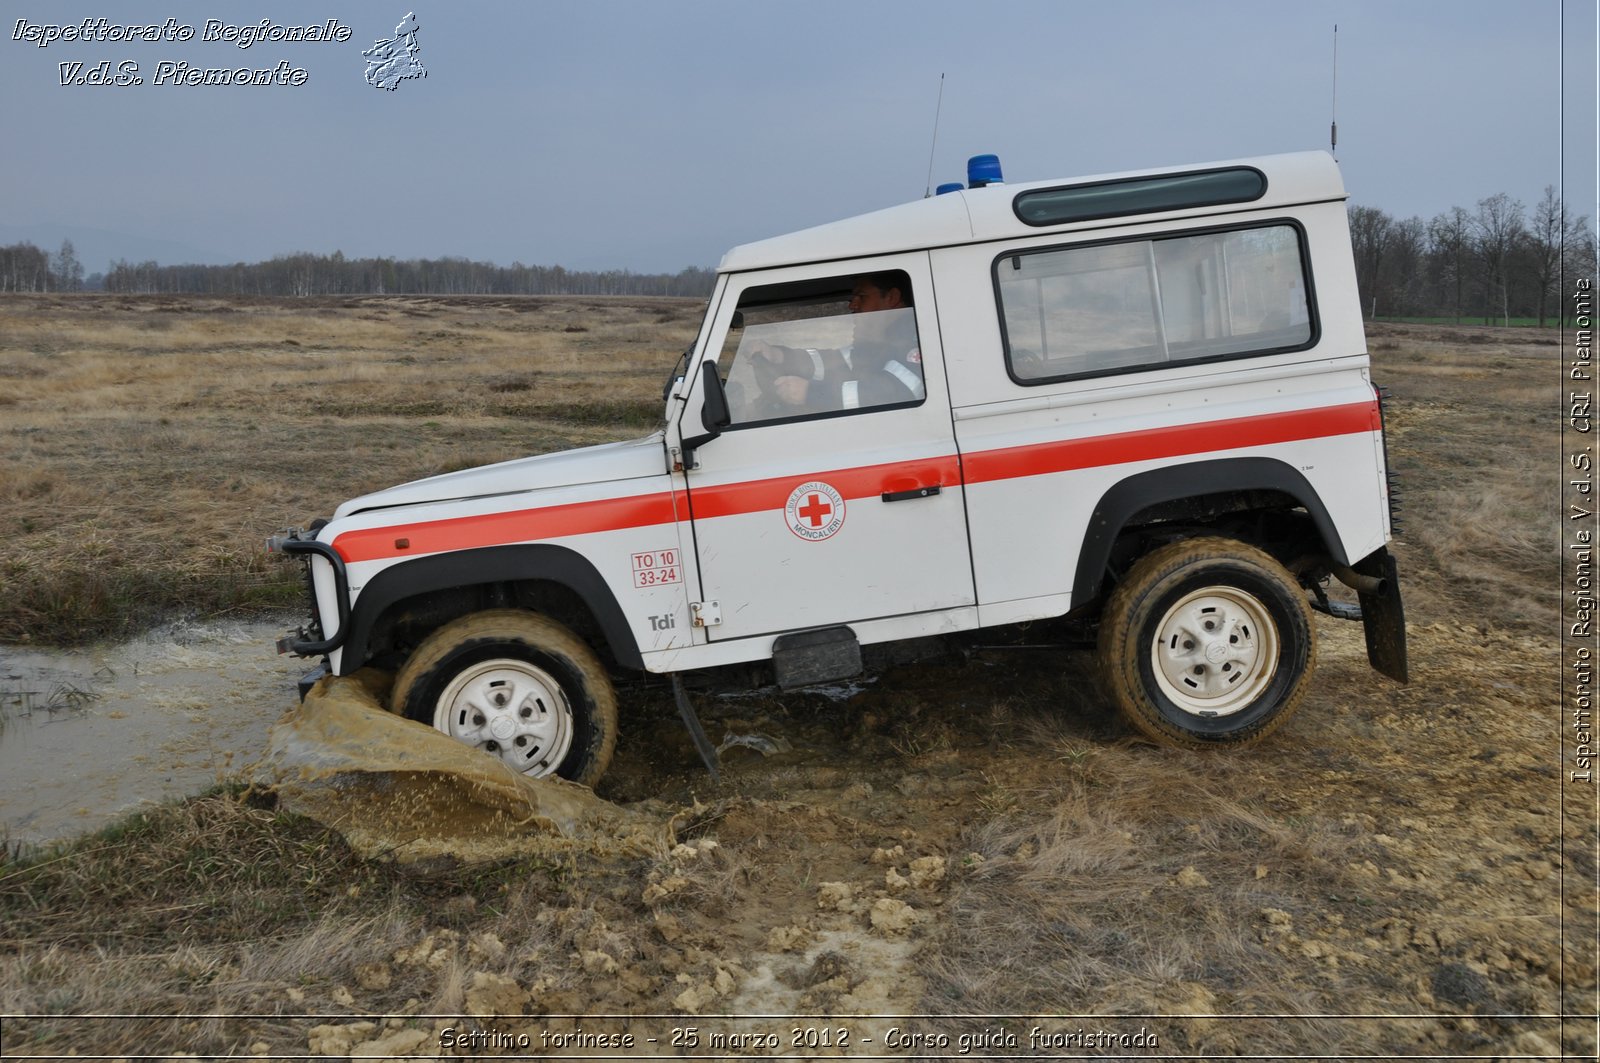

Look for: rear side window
[996,223,1314,383]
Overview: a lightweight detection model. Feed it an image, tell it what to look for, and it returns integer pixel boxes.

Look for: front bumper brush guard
[266,534,351,657]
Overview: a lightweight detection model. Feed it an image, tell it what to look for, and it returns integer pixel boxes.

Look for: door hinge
[690,601,722,628]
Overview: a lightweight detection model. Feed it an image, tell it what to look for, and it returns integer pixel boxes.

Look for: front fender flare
[339,543,642,674]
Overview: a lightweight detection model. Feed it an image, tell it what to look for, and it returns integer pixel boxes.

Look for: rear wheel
[392,609,618,786]
[1098,537,1315,748]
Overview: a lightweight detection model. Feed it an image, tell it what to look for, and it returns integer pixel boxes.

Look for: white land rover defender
[270,150,1408,786]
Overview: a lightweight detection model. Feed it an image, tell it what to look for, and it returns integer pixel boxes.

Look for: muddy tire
[392,609,618,786]
[1097,537,1315,749]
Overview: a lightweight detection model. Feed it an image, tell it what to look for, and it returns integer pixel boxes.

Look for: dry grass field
[0,293,691,644]
[0,296,1589,1060]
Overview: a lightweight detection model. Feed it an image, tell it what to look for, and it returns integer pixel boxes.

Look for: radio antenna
[1330,24,1339,158]
[923,72,946,198]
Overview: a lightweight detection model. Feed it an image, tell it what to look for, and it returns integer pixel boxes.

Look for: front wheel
[1097,537,1315,748]
[392,610,618,786]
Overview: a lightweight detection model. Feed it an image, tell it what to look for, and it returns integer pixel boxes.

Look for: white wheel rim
[1150,585,1280,718]
[434,657,575,778]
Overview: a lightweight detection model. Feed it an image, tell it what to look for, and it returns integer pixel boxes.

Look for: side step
[669,626,864,782]
[772,626,862,691]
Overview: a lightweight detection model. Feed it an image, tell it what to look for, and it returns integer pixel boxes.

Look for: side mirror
[681,361,729,466]
[700,360,730,432]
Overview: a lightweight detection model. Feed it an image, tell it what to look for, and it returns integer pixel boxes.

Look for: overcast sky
[2,0,1596,275]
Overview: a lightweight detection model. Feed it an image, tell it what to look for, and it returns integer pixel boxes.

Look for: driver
[748,271,924,412]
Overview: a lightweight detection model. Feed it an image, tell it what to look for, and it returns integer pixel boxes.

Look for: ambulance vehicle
[271,150,1408,786]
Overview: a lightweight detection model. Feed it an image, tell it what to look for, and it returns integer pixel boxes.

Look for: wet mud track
[1,610,1590,1059]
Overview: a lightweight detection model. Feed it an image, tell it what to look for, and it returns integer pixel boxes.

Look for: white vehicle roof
[718,150,1346,275]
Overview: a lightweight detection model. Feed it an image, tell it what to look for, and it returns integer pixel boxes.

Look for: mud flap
[1354,547,1408,683]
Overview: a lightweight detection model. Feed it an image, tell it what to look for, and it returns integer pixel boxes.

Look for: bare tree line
[0,240,82,294]
[0,244,715,299]
[6,186,1599,323]
[1349,186,1598,325]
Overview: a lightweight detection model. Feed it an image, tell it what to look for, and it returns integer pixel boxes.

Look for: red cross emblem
[785,481,846,541]
[797,493,832,527]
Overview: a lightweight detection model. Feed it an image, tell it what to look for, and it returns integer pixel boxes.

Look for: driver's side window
[718,271,924,426]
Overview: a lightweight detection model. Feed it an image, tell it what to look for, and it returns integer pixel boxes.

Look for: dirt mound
[252,670,668,862]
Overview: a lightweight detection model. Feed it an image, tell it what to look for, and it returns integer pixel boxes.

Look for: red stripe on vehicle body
[331,402,1377,564]
[333,492,679,564]
[961,400,1378,484]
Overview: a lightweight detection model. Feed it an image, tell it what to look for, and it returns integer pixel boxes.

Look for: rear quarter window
[995,221,1316,384]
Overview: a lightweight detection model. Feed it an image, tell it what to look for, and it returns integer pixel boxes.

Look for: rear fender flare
[1073,457,1349,602]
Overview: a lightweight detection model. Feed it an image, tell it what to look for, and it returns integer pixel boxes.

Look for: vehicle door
[677,256,974,642]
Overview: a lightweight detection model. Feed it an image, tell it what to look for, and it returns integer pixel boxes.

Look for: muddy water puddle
[0,617,306,847]
[0,614,889,852]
